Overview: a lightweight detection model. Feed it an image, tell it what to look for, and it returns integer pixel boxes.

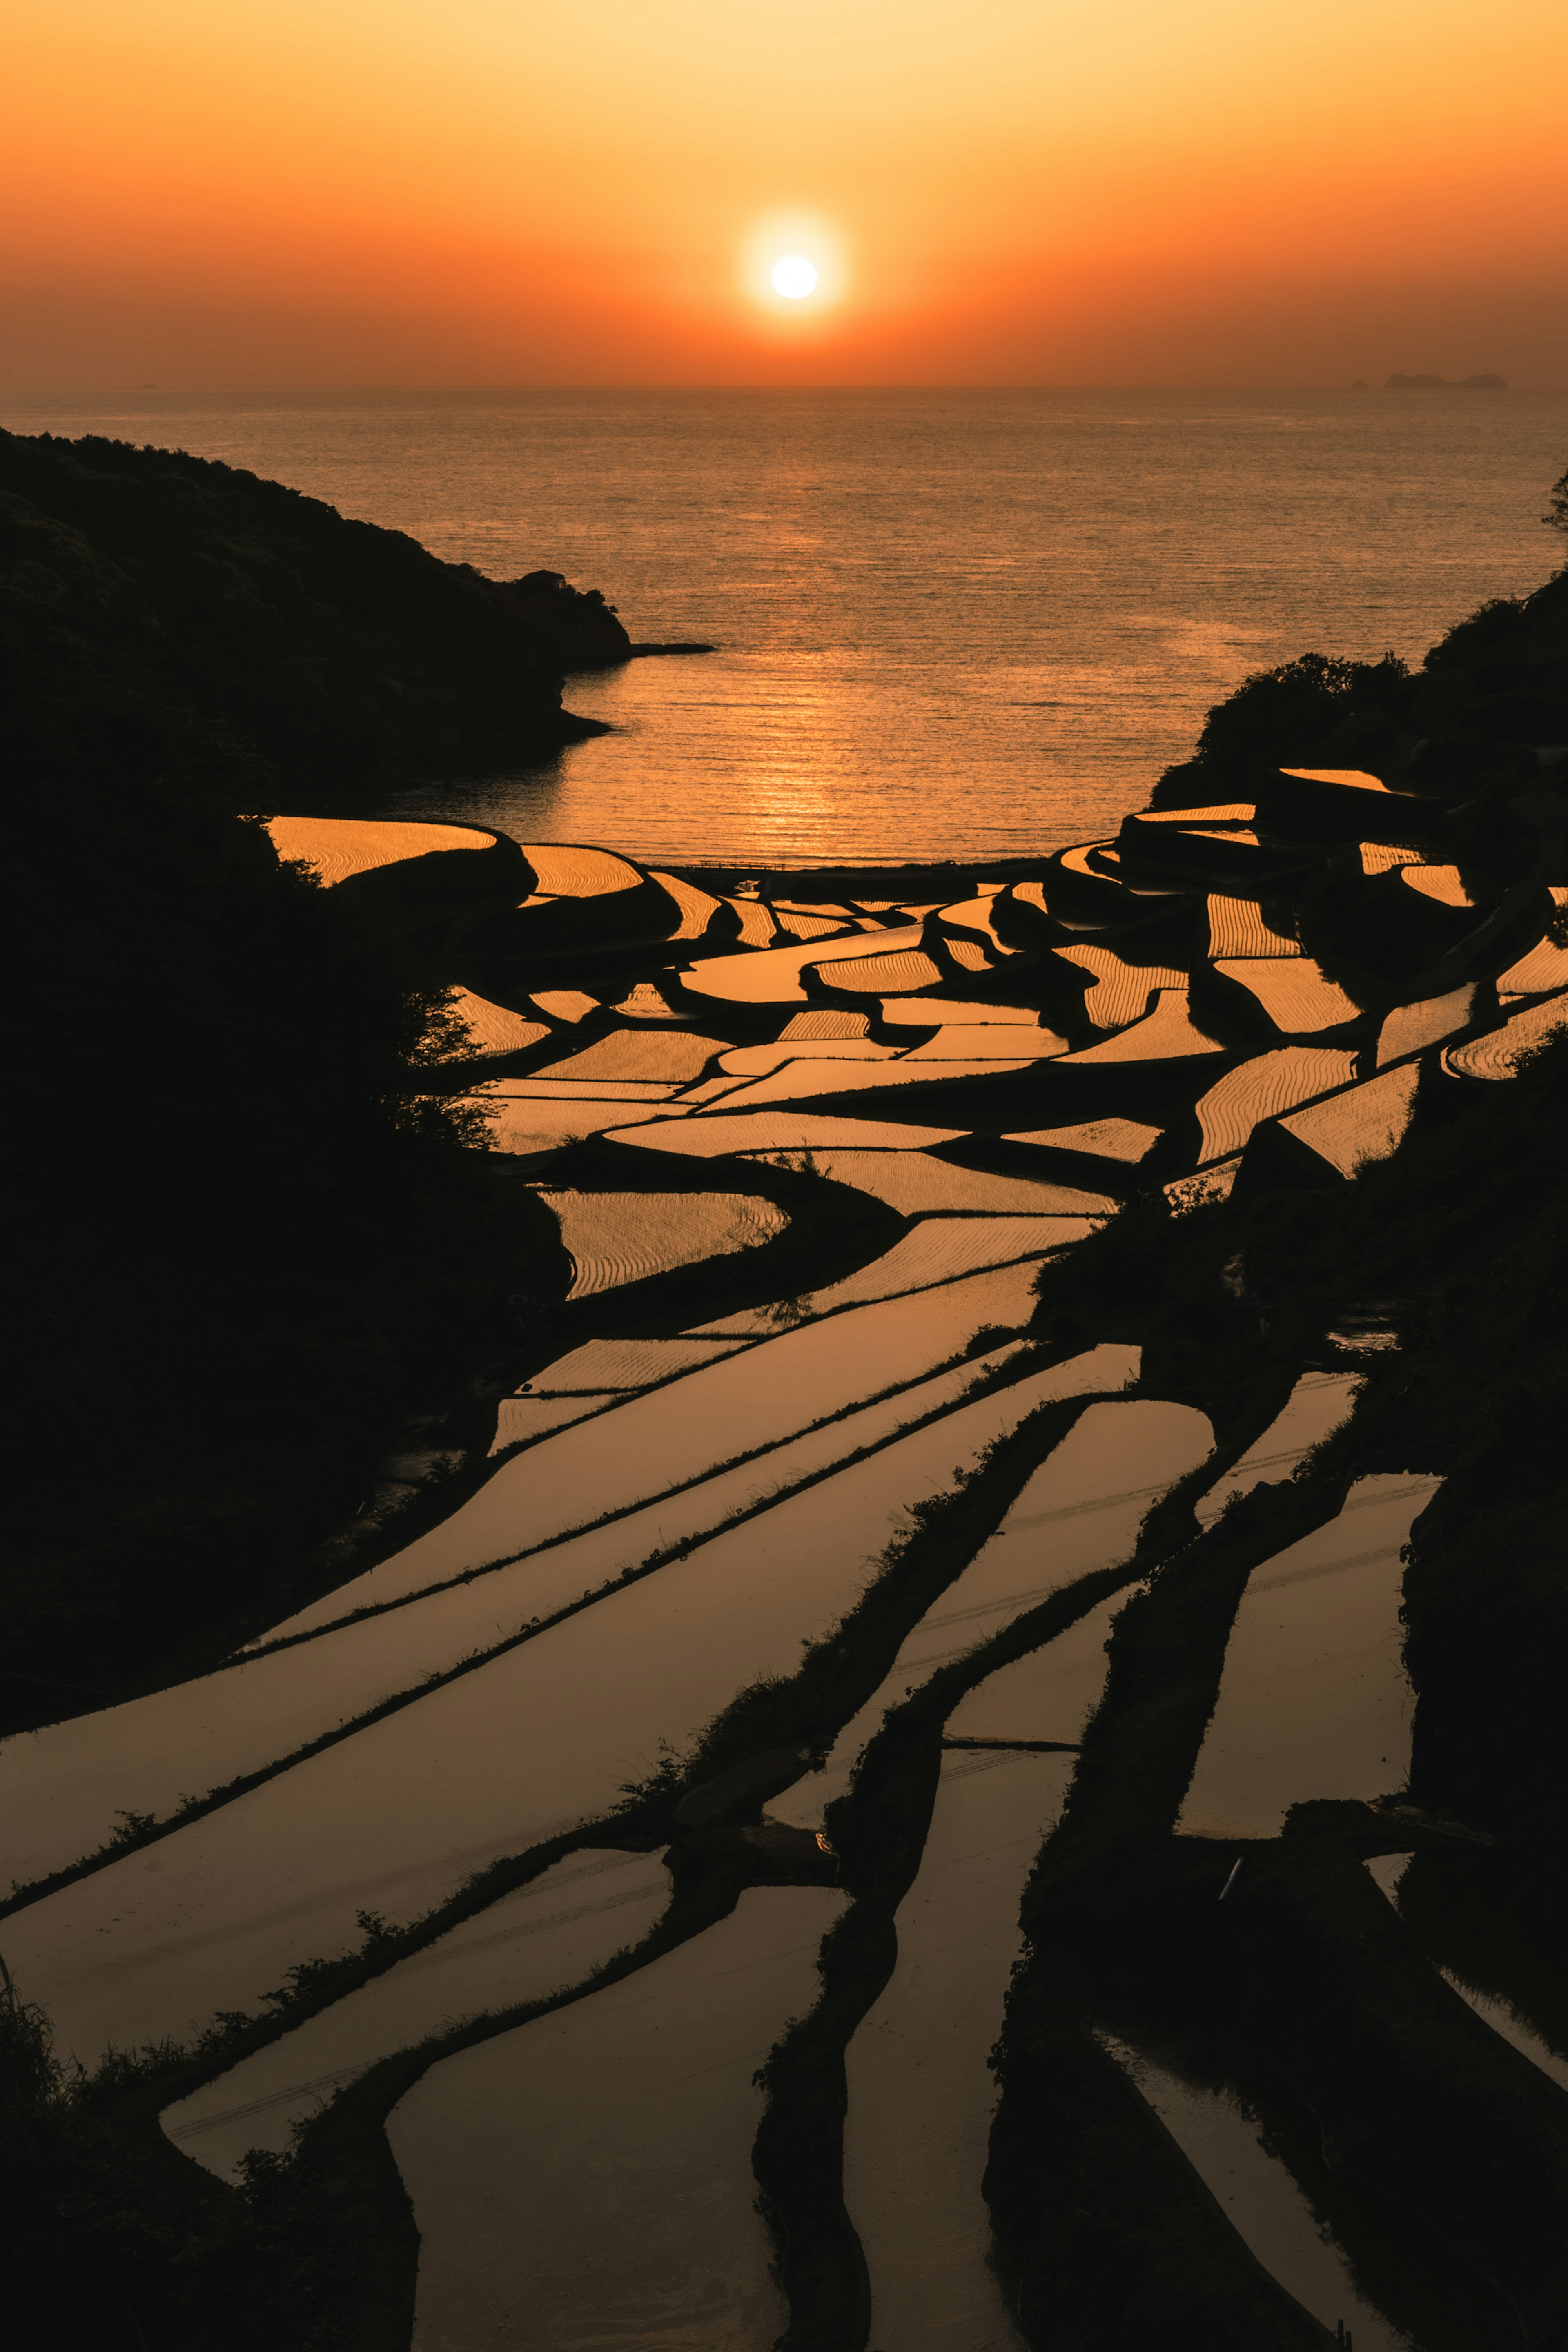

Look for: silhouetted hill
[1151,562,1568,808]
[0,429,610,808]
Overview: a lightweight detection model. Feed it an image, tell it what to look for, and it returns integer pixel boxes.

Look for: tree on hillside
[1545,464,1568,538]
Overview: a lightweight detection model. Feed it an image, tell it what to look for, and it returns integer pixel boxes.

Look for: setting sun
[770,256,817,299]
[742,211,848,318]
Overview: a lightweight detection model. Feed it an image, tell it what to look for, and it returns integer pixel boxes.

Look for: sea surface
[4,386,1563,867]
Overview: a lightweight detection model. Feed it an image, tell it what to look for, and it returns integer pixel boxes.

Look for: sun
[741,212,847,314]
[771,255,817,300]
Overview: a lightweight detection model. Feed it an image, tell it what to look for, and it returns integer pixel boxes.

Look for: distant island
[1385,373,1508,390]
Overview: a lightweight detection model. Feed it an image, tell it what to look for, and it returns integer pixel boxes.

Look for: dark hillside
[0,431,643,1731]
[1152,564,1568,808]
[0,428,610,803]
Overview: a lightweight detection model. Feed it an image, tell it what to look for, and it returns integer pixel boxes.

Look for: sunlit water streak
[4,387,1562,864]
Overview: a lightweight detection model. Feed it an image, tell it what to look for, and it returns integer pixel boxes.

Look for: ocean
[4,385,1563,867]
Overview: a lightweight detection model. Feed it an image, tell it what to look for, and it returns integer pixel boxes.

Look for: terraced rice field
[695,1055,1034,1109]
[1443,992,1568,1078]
[265,815,492,884]
[1365,1858,1568,2096]
[719,1216,1091,1319]
[822,946,946,992]
[1359,841,1421,877]
[530,988,599,1021]
[715,1038,901,1076]
[1193,1047,1359,1162]
[526,1335,749,1391]
[490,1394,619,1449]
[772,905,859,941]
[471,1094,690,1154]
[881,998,1042,1027]
[723,895,778,947]
[1376,985,1474,1065]
[1495,934,1568,998]
[17,796,1564,2352]
[1003,1117,1164,1160]
[1098,2039,1401,2347]
[269,1268,1047,1633]
[843,1752,1062,2352]
[770,1392,1210,1829]
[537,1189,788,1298]
[900,1024,1068,1060]
[446,989,550,1056]
[163,1848,675,2176]
[1056,943,1187,1028]
[1194,1372,1361,1524]
[1280,1062,1422,1176]
[648,871,724,940]
[780,1006,872,1038]
[764,1152,1116,1218]
[391,1890,845,2352]
[1062,989,1225,1063]
[1399,864,1473,907]
[682,925,931,1004]
[1213,955,1360,1031]
[522,842,644,895]
[7,1347,1049,1900]
[1204,894,1301,958]
[610,1110,969,1155]
[2,1364,1099,2058]
[1179,1475,1441,1838]
[531,1030,729,1082]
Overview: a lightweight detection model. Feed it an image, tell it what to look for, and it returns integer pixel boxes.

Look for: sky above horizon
[5,0,1566,389]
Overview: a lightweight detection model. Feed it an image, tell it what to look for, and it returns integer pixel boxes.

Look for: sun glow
[771,255,817,299]
[742,212,848,316]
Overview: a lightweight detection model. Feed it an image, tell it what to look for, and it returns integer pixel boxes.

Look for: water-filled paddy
[844,1752,1070,2350]
[771,1390,1213,1829]
[1279,1062,1422,1177]
[535,1187,787,1296]
[759,1150,1116,1218]
[0,1342,1038,1895]
[163,1848,674,2178]
[1213,956,1360,1032]
[20,749,1568,2348]
[1098,2036,1410,2348]
[1363,1856,1568,2098]
[1194,1047,1360,1161]
[1179,1474,1442,1838]
[1194,1372,1360,1525]
[270,1263,1047,1635]
[391,1889,846,2352]
[1060,989,1224,1062]
[5,1360,1097,2058]
[265,815,490,884]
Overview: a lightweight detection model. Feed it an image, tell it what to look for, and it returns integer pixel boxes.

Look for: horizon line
[4,379,1564,401]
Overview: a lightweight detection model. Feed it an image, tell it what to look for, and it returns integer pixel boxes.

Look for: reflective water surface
[4,386,1562,865]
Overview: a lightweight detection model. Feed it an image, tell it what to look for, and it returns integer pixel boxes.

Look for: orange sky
[4,0,1565,385]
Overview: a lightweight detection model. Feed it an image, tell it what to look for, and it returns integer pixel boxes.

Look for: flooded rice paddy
[8,803,1565,2347]
[164,1848,675,2177]
[1099,2037,1412,2349]
[391,1889,846,2352]
[843,1753,1065,2352]
[1364,1856,1568,2099]
[1180,1475,1441,1838]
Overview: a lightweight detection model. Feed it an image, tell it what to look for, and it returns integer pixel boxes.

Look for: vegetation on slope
[0,429,633,1733]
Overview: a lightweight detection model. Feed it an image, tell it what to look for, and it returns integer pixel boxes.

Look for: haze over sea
[6,385,1562,867]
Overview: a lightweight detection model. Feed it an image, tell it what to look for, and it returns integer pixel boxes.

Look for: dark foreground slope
[0,432,633,1732]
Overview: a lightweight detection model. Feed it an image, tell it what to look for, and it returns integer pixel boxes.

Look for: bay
[3,385,1561,864]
